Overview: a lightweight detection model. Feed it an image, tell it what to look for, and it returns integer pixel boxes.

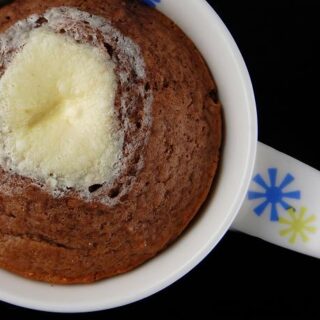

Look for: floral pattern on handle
[279,207,316,244]
[247,166,317,245]
[140,0,161,8]
[248,168,301,221]
[234,143,320,256]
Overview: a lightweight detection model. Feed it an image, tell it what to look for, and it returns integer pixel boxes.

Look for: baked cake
[0,0,222,283]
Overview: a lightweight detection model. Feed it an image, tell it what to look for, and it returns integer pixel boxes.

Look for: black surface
[1,0,319,317]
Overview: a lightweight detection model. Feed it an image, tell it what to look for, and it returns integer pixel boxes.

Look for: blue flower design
[140,0,161,8]
[248,168,301,221]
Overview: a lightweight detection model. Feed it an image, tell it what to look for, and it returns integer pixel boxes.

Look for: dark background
[1,0,319,318]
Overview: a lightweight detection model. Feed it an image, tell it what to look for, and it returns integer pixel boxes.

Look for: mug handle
[231,142,320,258]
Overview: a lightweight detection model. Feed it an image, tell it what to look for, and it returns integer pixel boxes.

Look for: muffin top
[0,0,221,284]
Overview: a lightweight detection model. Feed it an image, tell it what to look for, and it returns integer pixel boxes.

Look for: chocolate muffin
[0,0,222,284]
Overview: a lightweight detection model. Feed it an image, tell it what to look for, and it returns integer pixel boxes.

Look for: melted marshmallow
[0,27,122,190]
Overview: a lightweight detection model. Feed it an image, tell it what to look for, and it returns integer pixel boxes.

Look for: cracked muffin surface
[0,0,222,283]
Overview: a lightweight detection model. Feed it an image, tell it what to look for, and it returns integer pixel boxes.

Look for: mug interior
[0,0,257,312]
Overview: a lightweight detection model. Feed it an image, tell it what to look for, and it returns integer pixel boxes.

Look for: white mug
[0,0,318,312]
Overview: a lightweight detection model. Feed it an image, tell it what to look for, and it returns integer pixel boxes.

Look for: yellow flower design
[279,207,316,244]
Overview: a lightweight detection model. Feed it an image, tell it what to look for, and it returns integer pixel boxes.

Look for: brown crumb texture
[0,0,222,284]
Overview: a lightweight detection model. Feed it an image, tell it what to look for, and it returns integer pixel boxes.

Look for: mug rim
[0,0,257,312]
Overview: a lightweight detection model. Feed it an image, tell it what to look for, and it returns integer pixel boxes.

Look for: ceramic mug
[0,0,318,312]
